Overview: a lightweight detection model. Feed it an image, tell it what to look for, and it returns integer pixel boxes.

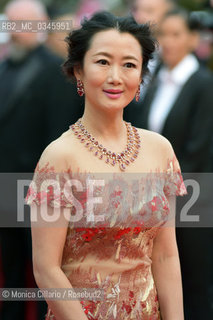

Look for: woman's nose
[107,65,122,84]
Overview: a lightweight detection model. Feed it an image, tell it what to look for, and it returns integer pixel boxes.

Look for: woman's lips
[103,89,123,99]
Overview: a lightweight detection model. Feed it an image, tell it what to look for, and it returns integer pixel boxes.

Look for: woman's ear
[73,64,83,81]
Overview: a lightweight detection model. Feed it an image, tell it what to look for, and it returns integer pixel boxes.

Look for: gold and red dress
[26,154,186,320]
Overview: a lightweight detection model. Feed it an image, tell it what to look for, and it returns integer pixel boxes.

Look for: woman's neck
[80,107,127,152]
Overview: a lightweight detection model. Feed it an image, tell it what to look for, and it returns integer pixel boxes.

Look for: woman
[26,11,186,320]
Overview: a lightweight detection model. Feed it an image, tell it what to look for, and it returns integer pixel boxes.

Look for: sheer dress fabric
[26,154,187,320]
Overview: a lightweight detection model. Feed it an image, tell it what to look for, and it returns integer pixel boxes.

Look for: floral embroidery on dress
[164,154,187,197]
[27,152,186,320]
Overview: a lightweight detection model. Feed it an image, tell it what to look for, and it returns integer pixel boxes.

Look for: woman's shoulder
[139,128,173,151]
[137,128,175,169]
[36,129,75,172]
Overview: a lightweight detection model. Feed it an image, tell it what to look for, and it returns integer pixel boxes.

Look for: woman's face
[158,15,197,69]
[75,29,142,113]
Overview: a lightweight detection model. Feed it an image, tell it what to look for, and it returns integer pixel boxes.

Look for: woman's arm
[151,196,184,320]
[31,203,88,320]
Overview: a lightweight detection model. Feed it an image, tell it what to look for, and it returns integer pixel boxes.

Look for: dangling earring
[135,85,141,102]
[77,79,84,96]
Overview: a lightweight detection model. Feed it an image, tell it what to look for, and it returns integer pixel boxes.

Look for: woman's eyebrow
[93,52,139,62]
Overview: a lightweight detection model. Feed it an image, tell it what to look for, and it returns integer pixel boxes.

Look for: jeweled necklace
[70,119,141,171]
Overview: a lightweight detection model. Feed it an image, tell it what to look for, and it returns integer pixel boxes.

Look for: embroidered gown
[26,153,186,320]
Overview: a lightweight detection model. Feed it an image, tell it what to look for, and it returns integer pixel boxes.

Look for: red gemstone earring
[77,79,85,96]
[135,85,141,102]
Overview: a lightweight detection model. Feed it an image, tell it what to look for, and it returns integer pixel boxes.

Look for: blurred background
[0,0,213,67]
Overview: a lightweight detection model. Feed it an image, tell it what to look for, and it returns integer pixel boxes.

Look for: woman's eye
[125,62,136,68]
[97,59,108,65]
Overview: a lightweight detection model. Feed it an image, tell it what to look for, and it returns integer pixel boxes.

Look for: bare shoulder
[137,128,174,169]
[37,129,74,171]
[139,128,172,150]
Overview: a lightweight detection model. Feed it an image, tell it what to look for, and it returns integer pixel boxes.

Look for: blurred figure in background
[75,0,105,26]
[124,0,176,113]
[126,8,213,319]
[46,0,106,59]
[46,13,77,59]
[0,0,83,319]
[131,0,175,25]
[129,8,213,172]
[131,0,176,75]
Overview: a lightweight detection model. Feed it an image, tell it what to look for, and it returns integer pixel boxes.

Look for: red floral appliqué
[76,227,107,242]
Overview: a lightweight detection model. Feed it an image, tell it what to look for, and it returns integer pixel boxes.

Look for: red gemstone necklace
[70,119,141,171]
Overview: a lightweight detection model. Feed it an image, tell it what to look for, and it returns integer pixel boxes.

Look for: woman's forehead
[86,29,142,58]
